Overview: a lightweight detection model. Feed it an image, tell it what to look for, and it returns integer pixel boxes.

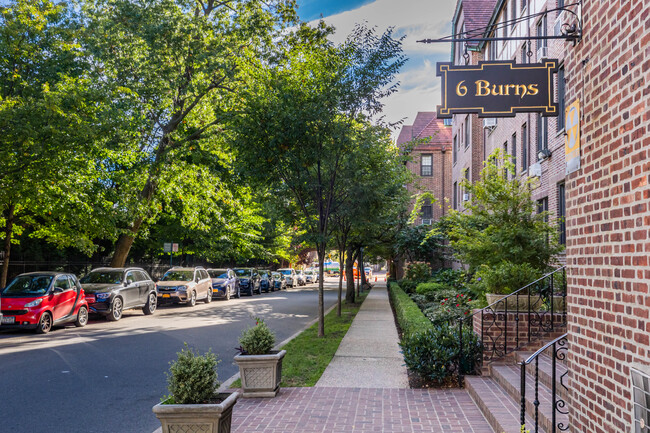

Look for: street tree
[81,0,297,267]
[232,23,405,336]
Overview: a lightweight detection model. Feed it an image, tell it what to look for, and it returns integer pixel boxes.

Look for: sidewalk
[155,281,494,432]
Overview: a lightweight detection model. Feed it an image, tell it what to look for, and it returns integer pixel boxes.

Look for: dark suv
[80,267,157,321]
[233,268,261,296]
[259,270,274,293]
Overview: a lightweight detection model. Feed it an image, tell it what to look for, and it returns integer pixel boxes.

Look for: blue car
[207,268,239,300]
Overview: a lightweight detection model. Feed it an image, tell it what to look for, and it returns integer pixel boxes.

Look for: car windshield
[272,273,281,278]
[2,275,53,296]
[279,269,292,275]
[80,271,123,285]
[208,270,228,279]
[161,270,194,282]
[259,270,269,277]
[305,271,313,275]
[234,269,251,277]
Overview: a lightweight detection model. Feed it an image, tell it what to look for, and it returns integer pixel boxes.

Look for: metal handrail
[520,333,569,433]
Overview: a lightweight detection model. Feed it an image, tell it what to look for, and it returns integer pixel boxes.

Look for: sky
[296,0,457,139]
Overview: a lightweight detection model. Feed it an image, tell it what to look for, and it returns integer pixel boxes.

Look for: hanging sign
[436,60,559,118]
[565,99,580,174]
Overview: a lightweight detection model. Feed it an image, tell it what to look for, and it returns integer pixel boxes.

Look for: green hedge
[388,282,433,337]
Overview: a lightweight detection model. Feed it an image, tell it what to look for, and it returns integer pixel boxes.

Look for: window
[537,114,548,155]
[503,142,509,178]
[421,154,433,176]
[537,197,548,217]
[54,276,71,291]
[512,133,517,173]
[503,6,508,39]
[557,66,565,131]
[522,123,528,169]
[557,0,564,7]
[453,181,458,209]
[489,35,497,60]
[421,199,433,220]
[511,0,517,32]
[521,44,529,63]
[537,14,548,56]
[521,0,527,10]
[558,182,566,245]
[465,116,471,148]
[453,135,458,164]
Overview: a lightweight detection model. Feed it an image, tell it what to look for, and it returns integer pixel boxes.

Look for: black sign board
[436,60,559,118]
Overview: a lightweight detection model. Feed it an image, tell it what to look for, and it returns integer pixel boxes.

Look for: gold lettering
[504,84,517,96]
[527,84,539,95]
[475,80,490,96]
[456,80,468,97]
[516,84,528,98]
[491,84,503,96]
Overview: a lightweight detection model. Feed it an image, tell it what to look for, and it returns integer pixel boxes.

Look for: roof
[396,113,451,151]
[452,0,499,58]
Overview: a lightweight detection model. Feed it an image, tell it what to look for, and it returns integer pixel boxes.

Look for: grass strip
[231,290,369,388]
[387,281,433,337]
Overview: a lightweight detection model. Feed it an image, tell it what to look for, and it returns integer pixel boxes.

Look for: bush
[400,323,482,384]
[405,262,431,281]
[166,344,220,404]
[238,318,275,355]
[423,293,473,324]
[388,282,433,337]
[415,282,448,295]
[474,262,543,295]
[397,279,419,294]
[429,269,466,290]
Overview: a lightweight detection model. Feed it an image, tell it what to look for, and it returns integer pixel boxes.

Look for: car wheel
[225,286,231,300]
[36,312,53,334]
[188,290,197,307]
[107,297,124,322]
[143,292,157,315]
[75,306,89,327]
[236,286,240,298]
[204,289,212,304]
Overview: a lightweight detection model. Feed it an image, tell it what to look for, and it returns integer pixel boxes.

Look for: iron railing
[455,266,567,385]
[520,333,569,432]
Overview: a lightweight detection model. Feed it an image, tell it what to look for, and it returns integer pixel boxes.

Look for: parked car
[207,268,239,300]
[304,269,317,284]
[234,268,261,296]
[296,270,306,286]
[271,272,287,290]
[80,267,157,321]
[156,267,212,306]
[1,272,89,333]
[277,268,297,288]
[364,267,373,278]
[258,270,274,293]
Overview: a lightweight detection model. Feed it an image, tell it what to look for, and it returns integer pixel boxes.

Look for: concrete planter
[152,391,239,433]
[234,349,286,397]
[486,293,566,312]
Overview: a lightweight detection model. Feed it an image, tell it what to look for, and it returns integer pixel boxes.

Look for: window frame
[420,153,433,177]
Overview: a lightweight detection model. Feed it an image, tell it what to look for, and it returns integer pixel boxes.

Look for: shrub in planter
[166,344,220,404]
[238,318,275,355]
[400,324,482,385]
[405,262,431,281]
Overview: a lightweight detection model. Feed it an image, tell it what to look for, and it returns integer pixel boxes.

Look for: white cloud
[314,0,456,139]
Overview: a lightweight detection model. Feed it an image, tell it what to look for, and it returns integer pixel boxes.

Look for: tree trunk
[337,248,345,317]
[109,216,144,267]
[1,204,15,288]
[345,247,355,304]
[317,247,325,337]
[359,247,367,288]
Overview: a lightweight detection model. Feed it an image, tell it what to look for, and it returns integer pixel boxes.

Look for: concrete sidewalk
[315,281,409,388]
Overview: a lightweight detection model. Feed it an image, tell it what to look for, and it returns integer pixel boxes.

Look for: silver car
[156,267,212,306]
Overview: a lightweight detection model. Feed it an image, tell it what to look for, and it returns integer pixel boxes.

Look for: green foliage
[473,261,543,295]
[415,282,449,295]
[423,293,473,324]
[238,318,276,355]
[400,324,482,384]
[396,279,418,294]
[388,282,433,337]
[405,262,431,281]
[166,344,220,405]
[429,269,466,290]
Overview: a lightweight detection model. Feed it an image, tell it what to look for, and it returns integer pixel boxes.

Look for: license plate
[162,294,171,298]
[1,316,15,325]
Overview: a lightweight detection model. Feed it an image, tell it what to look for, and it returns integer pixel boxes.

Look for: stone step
[515,351,569,401]
[490,364,569,433]
[465,375,541,433]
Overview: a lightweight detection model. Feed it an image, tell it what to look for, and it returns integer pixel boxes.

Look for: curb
[217,299,340,392]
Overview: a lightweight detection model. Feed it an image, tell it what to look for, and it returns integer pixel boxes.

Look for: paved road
[0,279,341,433]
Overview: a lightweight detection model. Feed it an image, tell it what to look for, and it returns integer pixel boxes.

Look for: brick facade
[561,1,650,432]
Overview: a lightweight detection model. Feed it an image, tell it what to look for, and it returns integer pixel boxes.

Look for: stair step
[490,364,569,433]
[515,352,569,401]
[466,376,540,433]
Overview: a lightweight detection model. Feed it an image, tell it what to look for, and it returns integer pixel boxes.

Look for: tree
[80,0,297,267]
[233,23,405,336]
[446,151,563,290]
[0,0,114,285]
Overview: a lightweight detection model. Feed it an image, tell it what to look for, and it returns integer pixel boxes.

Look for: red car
[0,272,89,334]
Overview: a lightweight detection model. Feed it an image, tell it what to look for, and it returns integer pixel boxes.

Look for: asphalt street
[0,278,341,433]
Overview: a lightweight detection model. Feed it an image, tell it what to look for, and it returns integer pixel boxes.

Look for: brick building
[396,112,453,225]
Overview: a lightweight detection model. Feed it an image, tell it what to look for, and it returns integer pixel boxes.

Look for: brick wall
[407,149,452,222]
[563,1,650,432]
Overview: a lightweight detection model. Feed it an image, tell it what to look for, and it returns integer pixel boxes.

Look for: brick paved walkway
[231,387,494,432]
